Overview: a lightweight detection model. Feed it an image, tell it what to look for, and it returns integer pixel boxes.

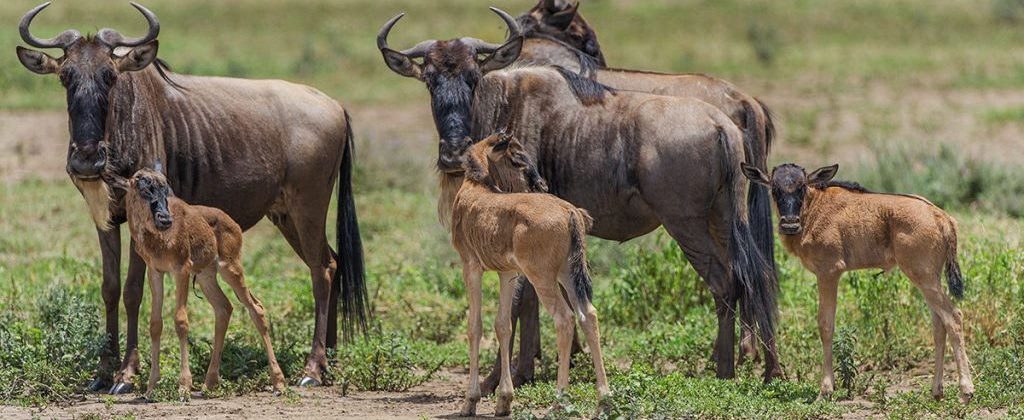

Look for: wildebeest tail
[717,126,779,356]
[567,208,594,319]
[337,110,370,340]
[943,217,965,300]
[742,100,777,278]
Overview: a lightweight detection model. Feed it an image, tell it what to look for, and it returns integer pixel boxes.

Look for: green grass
[2,0,1024,110]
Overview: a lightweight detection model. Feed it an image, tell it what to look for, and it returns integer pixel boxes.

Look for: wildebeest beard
[429,69,480,170]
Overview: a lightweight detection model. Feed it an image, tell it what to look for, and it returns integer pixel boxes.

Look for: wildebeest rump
[15,2,367,391]
[378,10,779,384]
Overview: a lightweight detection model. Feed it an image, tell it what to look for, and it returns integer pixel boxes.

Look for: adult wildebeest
[476,0,781,390]
[377,8,778,387]
[15,2,367,392]
[451,133,609,416]
[741,162,975,402]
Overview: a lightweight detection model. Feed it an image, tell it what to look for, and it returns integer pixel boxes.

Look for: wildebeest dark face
[15,2,160,179]
[377,9,524,173]
[742,163,838,235]
[517,0,605,66]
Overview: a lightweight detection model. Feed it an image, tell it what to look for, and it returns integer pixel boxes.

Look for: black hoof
[86,378,111,392]
[109,382,134,395]
[297,376,321,387]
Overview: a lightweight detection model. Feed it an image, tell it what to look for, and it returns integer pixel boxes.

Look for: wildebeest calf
[742,162,974,402]
[105,166,286,399]
[451,133,609,417]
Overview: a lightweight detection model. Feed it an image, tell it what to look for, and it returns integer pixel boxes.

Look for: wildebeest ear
[115,40,159,72]
[381,49,423,79]
[16,46,60,75]
[740,163,770,187]
[807,164,839,185]
[544,1,579,30]
[480,37,523,73]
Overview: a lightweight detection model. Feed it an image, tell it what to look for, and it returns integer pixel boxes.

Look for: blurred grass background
[1,0,1024,417]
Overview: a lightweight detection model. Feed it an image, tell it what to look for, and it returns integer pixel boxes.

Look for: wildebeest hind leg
[270,208,335,387]
[662,218,737,379]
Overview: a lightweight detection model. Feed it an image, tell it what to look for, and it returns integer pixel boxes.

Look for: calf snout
[779,215,802,234]
[154,212,173,230]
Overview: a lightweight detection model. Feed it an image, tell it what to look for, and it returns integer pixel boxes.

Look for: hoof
[86,378,111,393]
[109,382,134,395]
[298,376,321,387]
[959,391,973,404]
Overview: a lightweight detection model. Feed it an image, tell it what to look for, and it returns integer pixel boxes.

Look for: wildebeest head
[378,8,524,172]
[517,0,605,66]
[104,162,174,231]
[16,2,160,180]
[463,132,548,194]
[741,162,838,235]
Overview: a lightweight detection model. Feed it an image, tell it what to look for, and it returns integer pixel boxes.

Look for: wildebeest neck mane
[815,180,870,192]
[553,66,614,105]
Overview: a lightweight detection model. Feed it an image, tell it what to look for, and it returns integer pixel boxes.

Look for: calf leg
[482,276,541,395]
[219,260,287,393]
[195,269,232,392]
[918,285,974,403]
[145,268,164,398]
[494,272,519,417]
[930,309,947,400]
[459,262,484,417]
[556,271,610,400]
[815,272,840,399]
[173,272,193,400]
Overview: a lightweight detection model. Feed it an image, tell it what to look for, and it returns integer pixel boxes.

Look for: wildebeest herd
[13,0,974,415]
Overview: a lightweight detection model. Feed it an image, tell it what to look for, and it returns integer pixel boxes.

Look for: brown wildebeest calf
[741,162,974,402]
[451,133,609,417]
[105,167,286,399]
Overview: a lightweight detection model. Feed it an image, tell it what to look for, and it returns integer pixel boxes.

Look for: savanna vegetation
[1,0,1022,418]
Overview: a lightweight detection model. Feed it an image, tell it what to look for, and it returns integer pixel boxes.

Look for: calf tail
[943,218,965,300]
[567,208,594,319]
[718,126,779,355]
[742,100,777,278]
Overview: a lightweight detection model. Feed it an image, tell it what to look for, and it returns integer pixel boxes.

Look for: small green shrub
[833,326,858,398]
[335,332,441,392]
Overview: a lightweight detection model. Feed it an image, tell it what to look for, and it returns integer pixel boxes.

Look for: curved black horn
[19,2,81,49]
[489,7,521,39]
[377,13,435,58]
[462,8,522,54]
[97,2,160,48]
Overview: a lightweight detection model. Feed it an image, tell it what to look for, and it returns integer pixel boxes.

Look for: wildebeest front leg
[815,272,840,399]
[482,276,541,395]
[90,226,121,392]
[111,242,146,394]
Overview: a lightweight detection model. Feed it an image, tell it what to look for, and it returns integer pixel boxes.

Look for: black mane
[553,66,615,106]
[815,180,871,192]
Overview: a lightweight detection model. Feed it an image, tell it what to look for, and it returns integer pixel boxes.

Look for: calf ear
[480,37,523,73]
[807,164,839,184]
[381,49,423,79]
[16,47,60,75]
[740,163,771,187]
[115,40,159,72]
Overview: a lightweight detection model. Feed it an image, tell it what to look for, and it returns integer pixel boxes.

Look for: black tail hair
[337,110,369,340]
[944,221,965,300]
[742,100,777,278]
[567,210,593,313]
[718,126,778,363]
